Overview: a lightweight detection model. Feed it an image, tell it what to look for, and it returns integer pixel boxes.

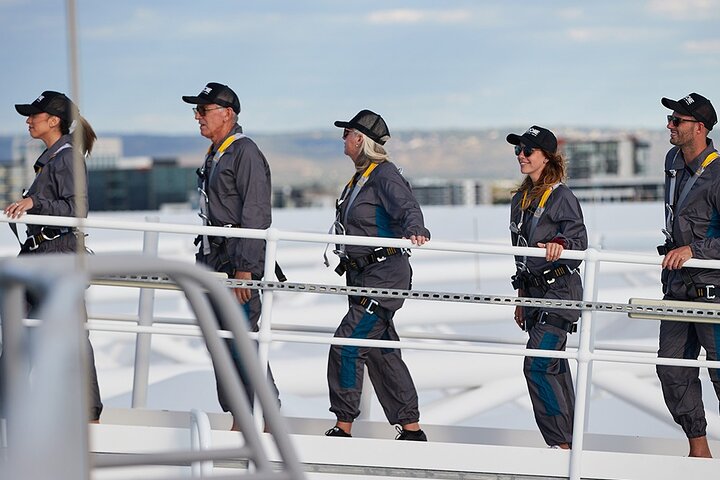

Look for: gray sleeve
[233,142,272,275]
[375,168,430,239]
[546,188,588,251]
[690,178,720,260]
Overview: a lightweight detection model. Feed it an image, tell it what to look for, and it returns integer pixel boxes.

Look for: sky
[1,0,720,135]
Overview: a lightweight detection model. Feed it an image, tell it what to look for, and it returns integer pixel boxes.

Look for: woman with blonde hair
[507,125,587,449]
[324,109,429,441]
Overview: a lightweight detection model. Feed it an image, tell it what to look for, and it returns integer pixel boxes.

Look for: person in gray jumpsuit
[2,90,103,422]
[324,110,429,441]
[182,82,279,427]
[507,125,587,449]
[657,92,720,458]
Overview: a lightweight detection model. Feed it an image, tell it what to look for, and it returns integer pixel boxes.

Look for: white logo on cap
[683,95,694,105]
[35,94,44,103]
[202,87,212,95]
[526,127,540,136]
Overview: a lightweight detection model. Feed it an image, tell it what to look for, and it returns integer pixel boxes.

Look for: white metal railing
[3,213,720,480]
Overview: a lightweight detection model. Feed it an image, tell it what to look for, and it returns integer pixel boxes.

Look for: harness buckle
[542,268,556,285]
[40,227,60,241]
[373,247,387,263]
[364,299,379,314]
[705,285,716,300]
[27,236,40,251]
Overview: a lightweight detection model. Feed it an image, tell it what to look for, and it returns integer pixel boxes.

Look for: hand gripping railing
[0,253,304,480]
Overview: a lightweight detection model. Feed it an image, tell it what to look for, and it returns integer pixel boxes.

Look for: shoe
[395,425,427,441]
[325,426,352,437]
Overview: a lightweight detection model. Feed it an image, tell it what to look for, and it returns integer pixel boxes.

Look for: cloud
[683,39,720,53]
[366,9,474,25]
[646,0,720,19]
[565,26,657,42]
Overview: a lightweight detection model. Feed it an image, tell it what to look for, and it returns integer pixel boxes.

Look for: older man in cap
[657,92,720,457]
[182,82,279,427]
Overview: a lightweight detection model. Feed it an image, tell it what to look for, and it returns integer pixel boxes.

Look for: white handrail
[4,213,720,480]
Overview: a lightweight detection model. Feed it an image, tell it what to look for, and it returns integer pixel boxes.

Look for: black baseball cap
[15,91,79,124]
[662,92,717,131]
[334,109,391,145]
[182,82,240,114]
[506,125,558,154]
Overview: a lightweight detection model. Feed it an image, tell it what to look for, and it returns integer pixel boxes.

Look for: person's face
[343,128,363,161]
[667,111,701,147]
[26,112,59,141]
[515,143,548,183]
[194,103,231,141]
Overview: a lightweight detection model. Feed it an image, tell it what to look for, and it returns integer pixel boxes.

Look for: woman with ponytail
[3,90,102,422]
[507,125,587,449]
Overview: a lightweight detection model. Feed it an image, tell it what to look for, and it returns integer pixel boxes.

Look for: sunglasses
[193,105,226,116]
[667,115,701,127]
[514,145,535,157]
[342,129,355,139]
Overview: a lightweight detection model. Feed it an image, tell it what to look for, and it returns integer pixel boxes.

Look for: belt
[528,312,578,334]
[513,264,575,290]
[335,247,405,276]
[694,284,719,300]
[22,227,74,252]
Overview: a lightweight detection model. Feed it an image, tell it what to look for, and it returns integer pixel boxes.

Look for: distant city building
[87,137,123,170]
[561,135,662,202]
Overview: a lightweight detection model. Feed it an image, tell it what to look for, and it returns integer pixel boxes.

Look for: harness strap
[527,311,578,334]
[334,246,405,276]
[20,227,74,253]
[512,264,575,290]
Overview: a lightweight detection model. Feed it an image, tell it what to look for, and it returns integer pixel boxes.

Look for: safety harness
[661,149,720,299]
[9,143,77,253]
[196,133,286,282]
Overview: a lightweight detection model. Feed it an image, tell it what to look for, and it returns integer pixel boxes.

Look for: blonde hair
[514,150,567,209]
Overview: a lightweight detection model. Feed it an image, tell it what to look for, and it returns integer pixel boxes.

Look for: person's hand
[662,245,693,270]
[514,305,524,330]
[4,198,33,219]
[407,235,428,246]
[537,241,563,262]
[233,270,253,304]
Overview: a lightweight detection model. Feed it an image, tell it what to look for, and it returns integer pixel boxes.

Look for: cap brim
[182,95,213,105]
[334,120,352,128]
[15,104,42,116]
[661,97,693,116]
[506,133,544,150]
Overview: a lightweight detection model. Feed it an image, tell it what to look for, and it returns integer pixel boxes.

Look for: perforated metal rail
[94,275,720,320]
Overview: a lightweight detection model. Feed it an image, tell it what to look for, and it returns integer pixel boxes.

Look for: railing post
[569,248,599,480]
[257,227,280,426]
[190,409,214,477]
[131,216,159,408]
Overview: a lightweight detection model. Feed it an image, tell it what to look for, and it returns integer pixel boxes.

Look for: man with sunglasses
[658,92,720,457]
[182,82,279,427]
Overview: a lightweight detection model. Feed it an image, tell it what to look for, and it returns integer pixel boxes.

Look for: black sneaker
[325,426,352,438]
[395,426,427,441]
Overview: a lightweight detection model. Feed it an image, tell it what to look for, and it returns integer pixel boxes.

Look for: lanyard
[665,150,718,235]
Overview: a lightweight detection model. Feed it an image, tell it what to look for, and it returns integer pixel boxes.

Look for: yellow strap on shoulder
[520,184,555,210]
[700,151,719,170]
[346,162,379,188]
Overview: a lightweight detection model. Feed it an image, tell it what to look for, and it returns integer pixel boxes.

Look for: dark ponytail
[60,114,97,156]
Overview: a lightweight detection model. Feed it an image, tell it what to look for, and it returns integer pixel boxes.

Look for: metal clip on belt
[335,246,404,276]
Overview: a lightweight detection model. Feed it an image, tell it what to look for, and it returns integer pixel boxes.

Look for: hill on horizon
[0,127,679,187]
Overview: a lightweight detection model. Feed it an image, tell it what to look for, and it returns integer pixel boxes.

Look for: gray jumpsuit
[15,134,102,421]
[657,140,720,439]
[328,161,430,425]
[194,124,279,411]
[510,184,587,446]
